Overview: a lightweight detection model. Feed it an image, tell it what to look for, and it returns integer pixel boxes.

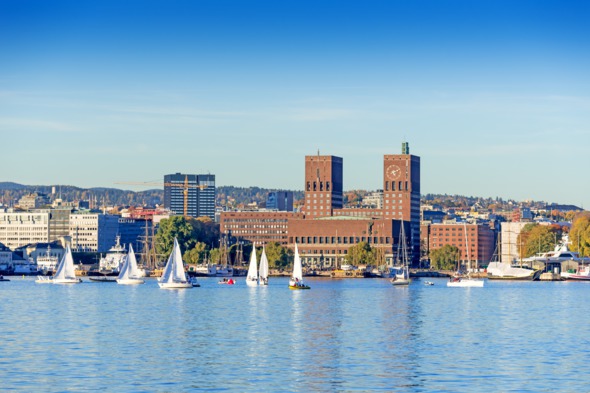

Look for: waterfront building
[220,211,303,246]
[164,173,216,220]
[0,209,50,250]
[32,207,72,243]
[425,222,495,268]
[266,191,294,212]
[118,217,148,251]
[20,241,66,264]
[69,212,119,252]
[288,217,407,268]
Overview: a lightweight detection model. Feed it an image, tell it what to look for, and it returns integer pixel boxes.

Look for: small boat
[89,276,117,282]
[289,243,310,290]
[52,246,83,284]
[0,276,10,282]
[259,245,269,286]
[245,244,258,287]
[424,281,434,286]
[566,264,590,281]
[158,238,194,289]
[116,244,145,285]
[218,278,236,285]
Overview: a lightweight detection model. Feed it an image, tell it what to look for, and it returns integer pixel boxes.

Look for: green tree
[265,242,291,270]
[183,242,208,264]
[430,245,461,271]
[208,248,221,265]
[570,213,590,257]
[344,242,375,266]
[155,216,195,257]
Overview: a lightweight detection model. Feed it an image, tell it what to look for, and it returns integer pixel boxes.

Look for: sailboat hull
[53,278,82,284]
[117,278,145,285]
[158,281,192,289]
[391,278,411,286]
[245,278,258,286]
[447,279,484,287]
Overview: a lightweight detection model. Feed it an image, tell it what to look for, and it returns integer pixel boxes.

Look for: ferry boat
[88,236,127,276]
[36,246,60,275]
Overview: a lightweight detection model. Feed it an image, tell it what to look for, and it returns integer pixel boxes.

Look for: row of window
[294,236,392,245]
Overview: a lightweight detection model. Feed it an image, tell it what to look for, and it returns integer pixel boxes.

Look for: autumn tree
[517,223,562,259]
[570,212,590,257]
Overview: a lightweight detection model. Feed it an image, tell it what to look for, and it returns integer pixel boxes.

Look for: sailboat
[116,244,145,285]
[390,224,411,286]
[259,245,269,286]
[289,243,310,290]
[52,246,82,284]
[158,238,198,289]
[447,223,484,287]
[245,244,258,286]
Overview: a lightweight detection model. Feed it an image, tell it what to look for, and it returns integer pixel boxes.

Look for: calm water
[1,277,589,392]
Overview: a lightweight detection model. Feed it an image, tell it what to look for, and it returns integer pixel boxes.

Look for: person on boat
[228,278,234,284]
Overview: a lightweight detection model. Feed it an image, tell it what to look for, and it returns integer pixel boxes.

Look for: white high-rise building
[69,213,119,252]
[0,210,50,250]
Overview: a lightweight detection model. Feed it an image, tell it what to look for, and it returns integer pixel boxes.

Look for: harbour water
[2,277,589,392]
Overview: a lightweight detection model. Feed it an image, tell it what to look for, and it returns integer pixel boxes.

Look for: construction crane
[115,175,207,218]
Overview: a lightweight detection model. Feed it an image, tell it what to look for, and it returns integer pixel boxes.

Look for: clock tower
[383,142,421,264]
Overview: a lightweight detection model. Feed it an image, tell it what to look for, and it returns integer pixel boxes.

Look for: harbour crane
[115,175,207,218]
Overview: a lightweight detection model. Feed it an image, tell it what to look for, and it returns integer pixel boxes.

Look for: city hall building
[220,143,420,268]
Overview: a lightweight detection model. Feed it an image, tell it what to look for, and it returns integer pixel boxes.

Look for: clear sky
[1,0,589,207]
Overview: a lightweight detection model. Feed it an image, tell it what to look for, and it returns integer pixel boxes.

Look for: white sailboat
[447,223,484,287]
[390,224,411,286]
[158,238,196,289]
[245,244,259,286]
[259,245,269,286]
[289,243,309,290]
[52,246,82,284]
[117,244,145,285]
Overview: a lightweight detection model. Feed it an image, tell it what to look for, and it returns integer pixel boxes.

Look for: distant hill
[0,182,304,209]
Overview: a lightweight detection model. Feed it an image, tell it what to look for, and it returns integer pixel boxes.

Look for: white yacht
[522,236,590,279]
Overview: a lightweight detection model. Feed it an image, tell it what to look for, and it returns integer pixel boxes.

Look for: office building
[266,191,294,211]
[164,173,216,220]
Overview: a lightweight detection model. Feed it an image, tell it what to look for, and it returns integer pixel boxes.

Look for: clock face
[386,164,401,180]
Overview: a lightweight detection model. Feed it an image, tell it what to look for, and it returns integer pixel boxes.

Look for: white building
[69,213,119,252]
[0,210,50,250]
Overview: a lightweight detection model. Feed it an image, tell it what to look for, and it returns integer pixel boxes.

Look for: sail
[126,244,140,278]
[117,254,130,280]
[259,246,269,281]
[246,244,258,280]
[54,246,76,280]
[292,243,303,281]
[118,244,140,280]
[161,238,188,284]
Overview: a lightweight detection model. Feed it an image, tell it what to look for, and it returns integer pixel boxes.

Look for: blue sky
[1,0,589,207]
